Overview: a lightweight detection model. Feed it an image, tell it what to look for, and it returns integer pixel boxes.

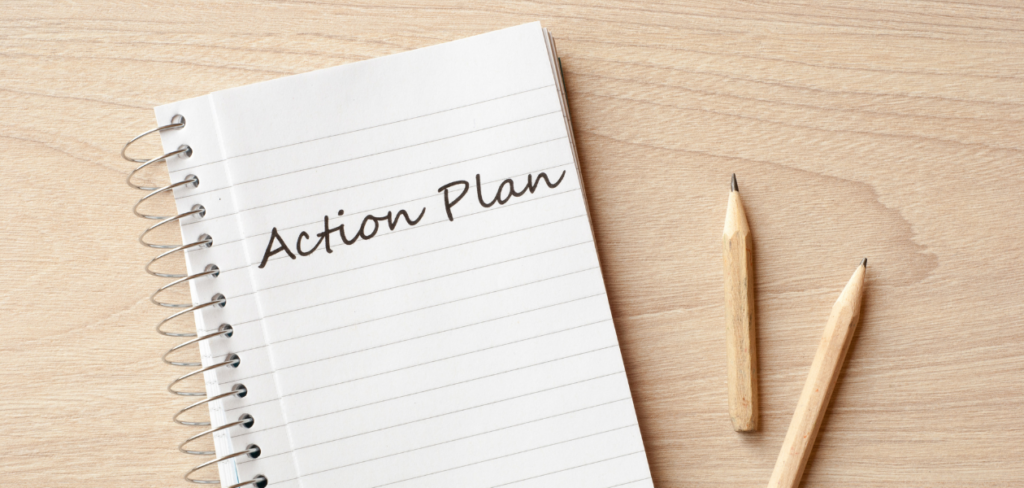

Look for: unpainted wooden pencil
[723,173,758,432]
[767,259,868,488]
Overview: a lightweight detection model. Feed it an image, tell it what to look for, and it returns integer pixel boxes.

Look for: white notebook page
[156,23,652,488]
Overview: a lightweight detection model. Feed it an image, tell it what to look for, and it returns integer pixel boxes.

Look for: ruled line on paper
[248,292,604,368]
[488,452,648,488]
[211,291,605,372]
[230,286,608,378]
[216,289,602,363]
[205,266,602,353]
[601,478,654,488]
[250,397,632,464]
[171,84,555,174]
[223,245,594,356]
[228,313,610,386]
[227,344,620,414]
[231,371,626,446]
[228,245,597,329]
[370,425,639,488]
[323,399,635,472]
[178,109,562,200]
[234,343,620,414]
[256,425,641,485]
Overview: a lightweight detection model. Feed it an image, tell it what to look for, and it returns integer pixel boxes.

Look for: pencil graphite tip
[861,258,868,268]
[731,173,738,192]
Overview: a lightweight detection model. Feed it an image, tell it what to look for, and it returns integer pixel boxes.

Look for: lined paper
[156,23,651,488]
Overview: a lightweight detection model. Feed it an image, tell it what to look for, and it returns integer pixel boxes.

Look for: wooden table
[2,1,1021,486]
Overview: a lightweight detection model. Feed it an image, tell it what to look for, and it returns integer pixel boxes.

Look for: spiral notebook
[129,23,652,488]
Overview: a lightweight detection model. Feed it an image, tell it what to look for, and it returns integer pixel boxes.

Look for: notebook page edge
[544,27,655,479]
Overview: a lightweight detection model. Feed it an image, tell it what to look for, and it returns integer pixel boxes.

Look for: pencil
[723,173,758,432]
[767,259,868,488]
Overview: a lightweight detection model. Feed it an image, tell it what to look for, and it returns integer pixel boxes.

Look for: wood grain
[1,1,1022,487]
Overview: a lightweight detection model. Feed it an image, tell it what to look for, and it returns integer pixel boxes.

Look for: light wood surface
[723,180,758,432]
[768,262,866,488]
[1,1,1022,487]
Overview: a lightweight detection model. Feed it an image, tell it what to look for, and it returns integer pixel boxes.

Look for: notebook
[127,22,653,488]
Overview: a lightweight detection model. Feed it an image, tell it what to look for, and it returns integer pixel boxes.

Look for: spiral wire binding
[125,115,267,487]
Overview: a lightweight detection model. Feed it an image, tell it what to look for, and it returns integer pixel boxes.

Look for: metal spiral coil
[125,116,267,487]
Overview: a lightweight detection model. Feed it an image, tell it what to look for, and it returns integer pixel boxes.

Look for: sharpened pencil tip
[731,173,738,192]
[861,258,868,268]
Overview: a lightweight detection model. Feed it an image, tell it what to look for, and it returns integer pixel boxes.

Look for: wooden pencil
[723,173,758,432]
[767,259,868,488]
